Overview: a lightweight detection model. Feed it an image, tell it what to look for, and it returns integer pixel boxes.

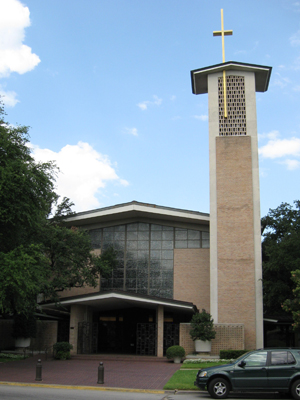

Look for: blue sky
[1,0,300,217]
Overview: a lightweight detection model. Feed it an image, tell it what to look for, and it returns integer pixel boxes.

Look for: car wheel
[291,380,300,400]
[208,377,229,399]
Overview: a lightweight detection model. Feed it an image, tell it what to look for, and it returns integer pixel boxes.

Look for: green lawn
[164,360,230,390]
[164,369,199,390]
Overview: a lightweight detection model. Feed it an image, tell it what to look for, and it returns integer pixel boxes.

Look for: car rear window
[271,351,296,365]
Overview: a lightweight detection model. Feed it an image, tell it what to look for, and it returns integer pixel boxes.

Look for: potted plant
[166,345,186,363]
[53,342,73,360]
[189,309,216,352]
[12,313,37,348]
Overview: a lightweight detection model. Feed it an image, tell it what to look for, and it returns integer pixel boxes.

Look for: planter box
[15,337,31,348]
[195,339,211,352]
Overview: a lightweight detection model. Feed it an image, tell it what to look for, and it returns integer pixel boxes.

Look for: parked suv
[195,349,300,399]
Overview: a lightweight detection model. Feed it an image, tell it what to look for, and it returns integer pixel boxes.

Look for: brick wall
[174,248,210,311]
[180,323,244,356]
[216,136,256,350]
[0,320,58,351]
[31,321,58,351]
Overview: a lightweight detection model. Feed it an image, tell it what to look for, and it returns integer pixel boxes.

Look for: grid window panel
[188,240,201,249]
[162,240,173,250]
[162,250,173,260]
[138,240,149,250]
[127,223,138,231]
[151,241,161,250]
[89,229,101,249]
[175,240,187,249]
[151,231,162,240]
[137,231,149,240]
[138,223,149,231]
[188,230,200,240]
[162,230,173,240]
[175,229,188,240]
[202,239,210,249]
[151,224,162,231]
[161,259,173,269]
[127,231,138,240]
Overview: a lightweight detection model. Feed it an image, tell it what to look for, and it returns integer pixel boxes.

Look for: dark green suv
[195,349,300,399]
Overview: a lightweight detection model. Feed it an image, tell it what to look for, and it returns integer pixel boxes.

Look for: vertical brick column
[69,304,86,354]
[157,305,164,357]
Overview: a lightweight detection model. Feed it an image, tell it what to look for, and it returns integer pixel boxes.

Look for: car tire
[291,380,300,400]
[208,377,229,399]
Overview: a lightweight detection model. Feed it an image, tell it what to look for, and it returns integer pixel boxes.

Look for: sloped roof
[191,61,272,95]
[63,200,209,228]
[42,290,197,314]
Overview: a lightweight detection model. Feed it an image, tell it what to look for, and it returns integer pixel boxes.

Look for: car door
[232,351,268,389]
[268,351,298,389]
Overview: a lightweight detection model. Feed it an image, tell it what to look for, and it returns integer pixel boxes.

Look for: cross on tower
[213,9,233,118]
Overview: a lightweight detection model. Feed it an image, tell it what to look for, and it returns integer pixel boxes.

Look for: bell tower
[191,10,272,349]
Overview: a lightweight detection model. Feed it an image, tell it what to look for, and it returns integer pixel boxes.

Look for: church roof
[63,201,209,229]
[191,61,272,95]
[42,290,198,314]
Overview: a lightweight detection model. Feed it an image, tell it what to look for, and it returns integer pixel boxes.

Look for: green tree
[262,200,300,316]
[282,270,300,330]
[0,105,116,316]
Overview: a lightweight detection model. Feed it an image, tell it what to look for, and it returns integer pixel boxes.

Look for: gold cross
[213,9,233,118]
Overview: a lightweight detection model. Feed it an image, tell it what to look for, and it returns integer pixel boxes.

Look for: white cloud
[280,159,300,170]
[0,87,19,106]
[272,73,291,88]
[193,115,208,121]
[137,95,162,111]
[290,30,300,47]
[125,127,138,136]
[30,141,129,212]
[259,137,300,159]
[258,130,280,141]
[0,0,40,78]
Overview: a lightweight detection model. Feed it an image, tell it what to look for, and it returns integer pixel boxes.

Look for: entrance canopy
[42,290,198,314]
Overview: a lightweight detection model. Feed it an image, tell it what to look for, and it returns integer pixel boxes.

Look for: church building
[40,11,272,356]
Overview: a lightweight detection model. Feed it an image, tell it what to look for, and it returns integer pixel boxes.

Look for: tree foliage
[282,270,300,330]
[0,105,116,316]
[262,200,300,316]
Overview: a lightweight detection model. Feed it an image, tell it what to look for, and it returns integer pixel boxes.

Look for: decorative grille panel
[136,323,157,355]
[218,75,247,136]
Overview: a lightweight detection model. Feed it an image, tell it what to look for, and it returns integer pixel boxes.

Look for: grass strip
[164,360,230,390]
[181,361,228,369]
[163,370,199,390]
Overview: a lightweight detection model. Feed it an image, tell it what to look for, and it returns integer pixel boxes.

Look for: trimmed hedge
[219,349,250,359]
[166,345,186,359]
[53,342,73,360]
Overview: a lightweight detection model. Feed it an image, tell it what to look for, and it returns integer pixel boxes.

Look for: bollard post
[35,359,42,381]
[97,362,104,384]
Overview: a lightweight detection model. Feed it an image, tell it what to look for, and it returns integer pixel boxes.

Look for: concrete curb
[0,381,165,394]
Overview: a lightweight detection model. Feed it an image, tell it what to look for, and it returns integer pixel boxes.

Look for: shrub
[53,342,73,360]
[219,349,249,359]
[12,314,37,338]
[189,309,216,341]
[166,345,186,359]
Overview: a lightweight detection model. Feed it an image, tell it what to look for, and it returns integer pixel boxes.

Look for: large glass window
[89,223,209,299]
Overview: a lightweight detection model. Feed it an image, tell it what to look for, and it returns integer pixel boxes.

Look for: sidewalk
[0,354,182,391]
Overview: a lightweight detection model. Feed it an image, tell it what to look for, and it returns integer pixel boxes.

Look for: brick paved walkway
[0,354,182,390]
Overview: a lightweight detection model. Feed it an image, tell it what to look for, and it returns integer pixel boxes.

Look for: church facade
[41,59,272,356]
[41,12,272,356]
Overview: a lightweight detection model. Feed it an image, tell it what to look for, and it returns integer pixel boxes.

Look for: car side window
[271,351,296,365]
[244,352,267,367]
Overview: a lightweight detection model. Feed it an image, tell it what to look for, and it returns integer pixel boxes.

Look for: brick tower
[190,11,272,349]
